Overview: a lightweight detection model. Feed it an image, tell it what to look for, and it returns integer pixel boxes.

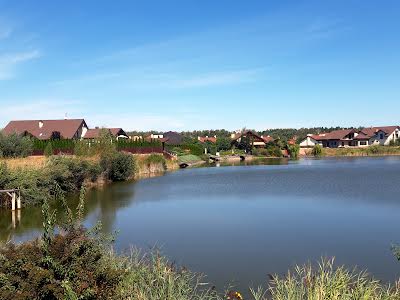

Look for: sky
[0,1,399,131]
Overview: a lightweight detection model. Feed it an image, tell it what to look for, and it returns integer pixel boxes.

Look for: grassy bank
[0,153,177,208]
[302,145,400,157]
[1,196,399,300]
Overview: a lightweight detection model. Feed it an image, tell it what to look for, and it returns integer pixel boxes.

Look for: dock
[0,189,22,210]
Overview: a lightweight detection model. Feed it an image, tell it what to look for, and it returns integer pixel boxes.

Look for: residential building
[2,119,88,140]
[231,130,273,148]
[83,127,128,140]
[198,136,217,143]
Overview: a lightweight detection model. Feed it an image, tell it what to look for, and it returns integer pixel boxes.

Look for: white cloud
[0,99,82,127]
[0,50,41,80]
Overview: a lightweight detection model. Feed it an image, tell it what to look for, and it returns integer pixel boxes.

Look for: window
[379,133,384,139]
[360,141,367,145]
[341,142,344,146]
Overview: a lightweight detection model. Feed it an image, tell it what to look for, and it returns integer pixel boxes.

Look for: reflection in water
[2,156,400,291]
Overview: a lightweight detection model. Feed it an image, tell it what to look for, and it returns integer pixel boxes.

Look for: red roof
[311,129,354,141]
[360,126,399,138]
[83,128,127,139]
[198,136,217,143]
[2,119,86,140]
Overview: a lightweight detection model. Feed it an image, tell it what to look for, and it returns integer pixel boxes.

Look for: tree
[312,144,323,156]
[216,137,231,151]
[44,142,54,157]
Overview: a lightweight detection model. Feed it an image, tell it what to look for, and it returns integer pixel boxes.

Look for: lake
[1,156,400,292]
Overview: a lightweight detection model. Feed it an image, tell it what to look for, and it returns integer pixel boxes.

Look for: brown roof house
[231,130,273,148]
[299,126,400,148]
[83,127,128,140]
[2,119,88,140]
[198,136,217,143]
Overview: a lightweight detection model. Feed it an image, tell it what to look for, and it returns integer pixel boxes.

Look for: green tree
[44,142,54,157]
[312,144,323,156]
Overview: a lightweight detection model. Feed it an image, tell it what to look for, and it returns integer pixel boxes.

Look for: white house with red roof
[300,126,400,148]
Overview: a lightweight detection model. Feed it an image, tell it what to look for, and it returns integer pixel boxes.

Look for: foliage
[312,144,323,156]
[288,144,300,159]
[44,142,53,157]
[0,195,124,300]
[216,137,231,151]
[100,151,136,181]
[144,154,167,171]
[33,139,74,153]
[46,156,101,193]
[266,143,283,157]
[73,140,92,157]
[251,258,400,300]
[115,250,220,300]
[0,133,33,158]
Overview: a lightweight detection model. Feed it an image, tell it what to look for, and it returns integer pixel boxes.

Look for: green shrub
[101,151,136,181]
[266,145,283,157]
[312,144,323,156]
[0,133,33,158]
[44,142,53,157]
[288,144,300,159]
[74,140,92,157]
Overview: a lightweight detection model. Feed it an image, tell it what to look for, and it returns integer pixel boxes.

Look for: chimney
[39,120,44,128]
[64,113,68,120]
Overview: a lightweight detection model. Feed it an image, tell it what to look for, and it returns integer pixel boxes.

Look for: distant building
[299,126,400,148]
[198,136,217,143]
[231,130,273,148]
[2,119,88,140]
[163,131,183,145]
[83,127,128,140]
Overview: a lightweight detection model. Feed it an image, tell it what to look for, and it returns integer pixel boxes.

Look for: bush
[312,144,323,156]
[44,142,53,157]
[101,151,136,181]
[288,144,300,159]
[74,140,92,157]
[266,145,283,157]
[0,133,33,158]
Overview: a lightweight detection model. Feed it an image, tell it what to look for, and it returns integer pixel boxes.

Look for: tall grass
[251,258,400,300]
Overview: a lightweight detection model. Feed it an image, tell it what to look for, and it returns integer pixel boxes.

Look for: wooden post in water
[17,190,21,209]
[11,192,16,211]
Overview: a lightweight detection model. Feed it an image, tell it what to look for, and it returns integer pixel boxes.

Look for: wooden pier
[0,189,22,210]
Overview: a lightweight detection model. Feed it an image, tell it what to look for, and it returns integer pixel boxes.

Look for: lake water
[1,157,400,292]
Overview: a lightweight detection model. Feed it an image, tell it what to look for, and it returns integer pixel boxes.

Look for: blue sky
[0,1,399,131]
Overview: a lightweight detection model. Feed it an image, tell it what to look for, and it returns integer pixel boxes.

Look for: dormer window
[379,133,384,139]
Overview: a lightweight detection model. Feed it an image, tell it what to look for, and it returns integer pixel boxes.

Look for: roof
[83,128,128,139]
[163,131,183,145]
[198,136,217,143]
[2,119,86,140]
[360,126,399,138]
[311,129,354,141]
[231,131,265,142]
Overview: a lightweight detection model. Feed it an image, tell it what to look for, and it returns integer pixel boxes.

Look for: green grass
[251,258,400,300]
[178,154,203,164]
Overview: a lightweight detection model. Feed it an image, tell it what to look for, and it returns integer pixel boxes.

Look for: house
[2,119,88,140]
[288,136,297,145]
[231,130,273,148]
[300,126,400,148]
[302,129,357,148]
[198,136,217,143]
[355,126,400,147]
[163,131,183,145]
[83,127,128,140]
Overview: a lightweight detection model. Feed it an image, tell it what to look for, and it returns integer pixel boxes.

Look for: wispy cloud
[0,50,41,80]
[0,99,81,126]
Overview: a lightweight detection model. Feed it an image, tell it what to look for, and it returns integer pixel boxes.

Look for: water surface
[2,157,400,291]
